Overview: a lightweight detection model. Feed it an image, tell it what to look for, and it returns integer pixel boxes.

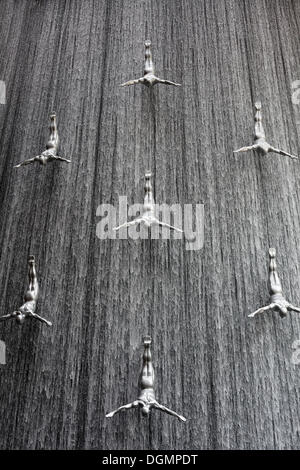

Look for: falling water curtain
[0,0,300,451]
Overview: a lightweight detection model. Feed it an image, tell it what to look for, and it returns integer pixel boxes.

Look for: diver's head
[28,255,35,264]
[141,405,150,417]
[15,311,26,324]
[279,307,288,318]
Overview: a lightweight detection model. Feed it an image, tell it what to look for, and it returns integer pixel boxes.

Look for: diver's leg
[46,113,58,149]
[140,336,154,388]
[254,101,266,140]
[268,248,283,296]
[28,256,38,295]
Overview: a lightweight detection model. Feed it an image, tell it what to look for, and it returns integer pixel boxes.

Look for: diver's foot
[269,247,276,258]
[255,101,262,110]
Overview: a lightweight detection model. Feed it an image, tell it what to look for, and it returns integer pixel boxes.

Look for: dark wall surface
[0,0,300,450]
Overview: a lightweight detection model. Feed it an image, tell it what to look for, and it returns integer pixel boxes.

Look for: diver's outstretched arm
[106,402,135,418]
[269,146,298,160]
[0,313,15,322]
[113,219,141,231]
[248,303,276,318]
[157,221,183,233]
[233,145,258,154]
[153,402,186,422]
[52,156,71,163]
[156,78,181,87]
[14,157,39,168]
[30,312,52,327]
[120,78,144,87]
[288,304,300,313]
